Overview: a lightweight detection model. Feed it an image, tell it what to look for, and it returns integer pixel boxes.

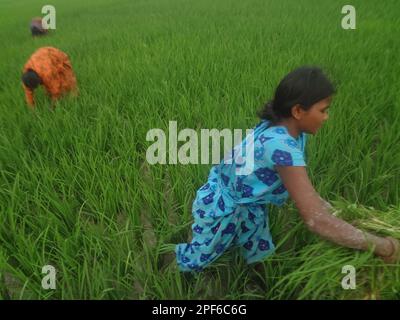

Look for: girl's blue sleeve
[265,137,306,167]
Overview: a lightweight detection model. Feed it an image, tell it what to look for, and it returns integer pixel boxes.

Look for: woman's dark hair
[258,66,335,123]
[22,69,42,90]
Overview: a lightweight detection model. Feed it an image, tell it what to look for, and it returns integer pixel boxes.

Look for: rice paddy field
[0,0,399,300]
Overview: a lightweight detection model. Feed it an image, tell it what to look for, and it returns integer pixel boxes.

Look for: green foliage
[0,0,399,299]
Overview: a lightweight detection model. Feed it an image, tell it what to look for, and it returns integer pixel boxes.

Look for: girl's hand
[379,237,400,264]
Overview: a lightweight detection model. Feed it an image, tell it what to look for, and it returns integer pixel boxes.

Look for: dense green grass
[0,0,399,299]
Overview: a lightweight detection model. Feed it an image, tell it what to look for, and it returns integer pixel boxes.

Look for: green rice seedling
[0,0,399,299]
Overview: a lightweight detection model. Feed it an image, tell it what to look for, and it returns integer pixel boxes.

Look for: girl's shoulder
[262,122,307,141]
[259,125,303,146]
[256,125,307,167]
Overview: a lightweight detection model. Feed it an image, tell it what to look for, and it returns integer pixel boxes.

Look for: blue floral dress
[175,120,308,272]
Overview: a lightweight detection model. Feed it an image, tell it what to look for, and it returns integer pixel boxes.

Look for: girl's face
[300,96,332,135]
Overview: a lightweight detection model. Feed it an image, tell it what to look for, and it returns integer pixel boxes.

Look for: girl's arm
[276,166,399,262]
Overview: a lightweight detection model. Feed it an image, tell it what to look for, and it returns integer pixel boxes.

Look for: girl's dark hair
[22,69,42,90]
[258,66,335,123]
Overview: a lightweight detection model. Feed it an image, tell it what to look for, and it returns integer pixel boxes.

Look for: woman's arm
[276,166,399,262]
[23,86,35,107]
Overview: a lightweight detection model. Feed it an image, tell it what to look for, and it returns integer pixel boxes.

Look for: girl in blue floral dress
[174,66,400,272]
